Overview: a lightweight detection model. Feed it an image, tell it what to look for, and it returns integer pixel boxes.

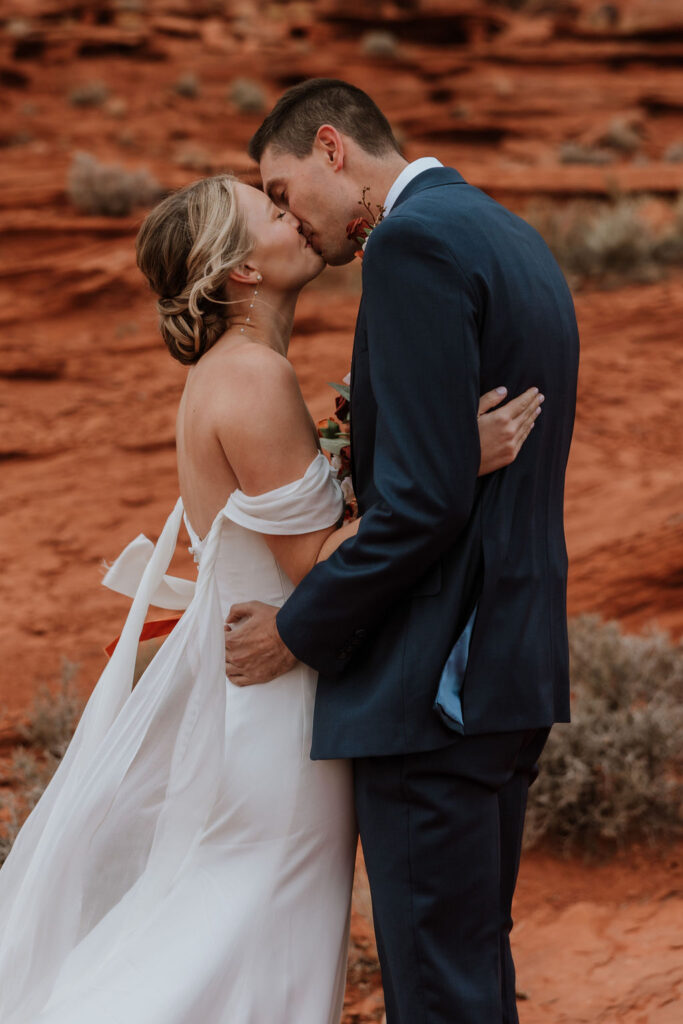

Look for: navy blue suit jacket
[277,168,579,759]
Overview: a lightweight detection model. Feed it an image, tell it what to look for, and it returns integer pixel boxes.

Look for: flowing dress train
[0,453,356,1024]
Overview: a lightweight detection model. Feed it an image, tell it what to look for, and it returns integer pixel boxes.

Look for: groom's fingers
[477,386,508,417]
[225,601,260,626]
[512,396,544,454]
[518,393,544,432]
[508,389,544,439]
[506,387,543,424]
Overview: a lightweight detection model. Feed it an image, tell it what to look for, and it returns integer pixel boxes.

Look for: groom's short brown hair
[248,79,401,162]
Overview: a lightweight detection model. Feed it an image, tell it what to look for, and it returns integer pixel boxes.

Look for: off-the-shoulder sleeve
[223,452,343,535]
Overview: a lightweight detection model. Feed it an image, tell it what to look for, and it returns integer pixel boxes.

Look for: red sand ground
[1,2,682,1020]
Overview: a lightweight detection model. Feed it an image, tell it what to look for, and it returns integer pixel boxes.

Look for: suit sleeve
[276,214,482,675]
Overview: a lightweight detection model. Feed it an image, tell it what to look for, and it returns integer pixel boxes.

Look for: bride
[0,174,541,1023]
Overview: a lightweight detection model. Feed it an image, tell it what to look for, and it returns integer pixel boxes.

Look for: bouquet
[317,375,358,522]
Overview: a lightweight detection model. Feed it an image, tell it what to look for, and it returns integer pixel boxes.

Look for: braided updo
[136,175,253,364]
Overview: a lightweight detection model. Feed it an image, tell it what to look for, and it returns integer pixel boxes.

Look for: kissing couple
[0,79,579,1024]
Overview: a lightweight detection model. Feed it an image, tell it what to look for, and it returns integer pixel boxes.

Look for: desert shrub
[0,660,82,867]
[173,144,213,172]
[173,73,200,99]
[228,78,266,114]
[664,141,683,163]
[525,616,683,855]
[68,81,109,108]
[559,141,613,166]
[19,658,83,758]
[104,97,128,119]
[525,194,683,286]
[598,117,641,154]
[5,18,33,39]
[361,31,399,58]
[67,152,163,217]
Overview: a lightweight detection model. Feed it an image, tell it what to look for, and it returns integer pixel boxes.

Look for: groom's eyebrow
[265,179,285,204]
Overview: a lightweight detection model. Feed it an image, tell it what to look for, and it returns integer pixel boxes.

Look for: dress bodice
[186,514,297,612]
[104,452,343,619]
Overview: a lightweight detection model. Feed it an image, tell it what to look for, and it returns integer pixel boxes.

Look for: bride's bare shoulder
[193,340,300,405]
[188,341,317,489]
[188,340,313,462]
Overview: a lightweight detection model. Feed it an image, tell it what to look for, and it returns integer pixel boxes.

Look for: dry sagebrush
[525,616,683,855]
[67,152,163,218]
[526,194,683,288]
[0,660,83,867]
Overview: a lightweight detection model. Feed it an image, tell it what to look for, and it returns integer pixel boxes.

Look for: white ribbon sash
[102,532,195,611]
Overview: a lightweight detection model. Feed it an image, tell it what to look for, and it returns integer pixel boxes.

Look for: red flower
[346,216,372,246]
[335,393,350,420]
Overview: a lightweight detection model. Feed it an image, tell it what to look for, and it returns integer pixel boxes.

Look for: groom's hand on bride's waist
[224,602,297,686]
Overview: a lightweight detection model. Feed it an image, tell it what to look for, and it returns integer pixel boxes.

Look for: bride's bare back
[176,336,340,581]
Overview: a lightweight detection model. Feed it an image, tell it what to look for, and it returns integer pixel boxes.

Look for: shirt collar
[383,157,444,217]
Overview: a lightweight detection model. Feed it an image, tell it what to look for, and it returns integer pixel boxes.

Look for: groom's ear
[314,125,345,172]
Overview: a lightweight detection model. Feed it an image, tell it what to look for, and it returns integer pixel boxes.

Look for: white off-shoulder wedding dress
[0,453,356,1024]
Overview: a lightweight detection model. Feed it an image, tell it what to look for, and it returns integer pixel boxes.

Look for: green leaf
[328,382,350,401]
[318,418,340,439]
[320,436,351,456]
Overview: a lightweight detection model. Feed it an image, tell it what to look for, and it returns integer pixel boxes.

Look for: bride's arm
[317,517,361,562]
[477,386,543,475]
[316,385,541,563]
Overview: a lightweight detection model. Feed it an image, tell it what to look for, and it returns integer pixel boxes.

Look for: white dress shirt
[383,157,444,217]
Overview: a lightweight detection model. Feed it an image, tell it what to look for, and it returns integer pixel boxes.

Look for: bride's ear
[228,263,262,287]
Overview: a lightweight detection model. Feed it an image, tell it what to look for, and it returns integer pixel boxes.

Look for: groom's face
[260,145,358,267]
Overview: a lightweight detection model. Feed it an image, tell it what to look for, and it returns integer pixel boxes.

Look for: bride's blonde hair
[136,174,253,364]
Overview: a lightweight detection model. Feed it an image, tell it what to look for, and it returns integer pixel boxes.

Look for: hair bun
[136,175,253,366]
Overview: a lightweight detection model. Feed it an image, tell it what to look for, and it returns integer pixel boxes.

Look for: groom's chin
[324,250,358,268]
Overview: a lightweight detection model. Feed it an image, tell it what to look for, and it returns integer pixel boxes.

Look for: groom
[225,79,579,1023]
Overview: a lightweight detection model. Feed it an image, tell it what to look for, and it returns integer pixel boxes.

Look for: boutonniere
[346,187,386,261]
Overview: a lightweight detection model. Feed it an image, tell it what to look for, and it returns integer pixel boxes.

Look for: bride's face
[234,182,325,290]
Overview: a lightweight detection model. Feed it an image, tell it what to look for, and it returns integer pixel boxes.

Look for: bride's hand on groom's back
[477,386,544,476]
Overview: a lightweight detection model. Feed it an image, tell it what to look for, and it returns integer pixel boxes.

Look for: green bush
[525,616,683,855]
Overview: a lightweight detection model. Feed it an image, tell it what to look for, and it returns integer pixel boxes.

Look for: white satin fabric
[0,453,355,1024]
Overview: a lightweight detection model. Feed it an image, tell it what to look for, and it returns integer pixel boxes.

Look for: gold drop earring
[240,274,262,335]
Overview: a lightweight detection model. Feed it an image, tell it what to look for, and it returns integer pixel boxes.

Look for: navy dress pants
[354,727,550,1024]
